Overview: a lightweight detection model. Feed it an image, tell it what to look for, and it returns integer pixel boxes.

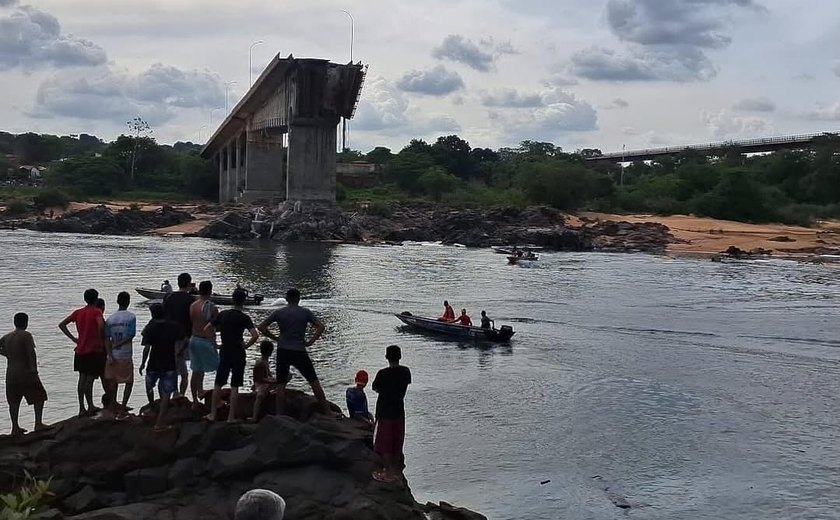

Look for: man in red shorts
[371,344,411,483]
[59,288,106,417]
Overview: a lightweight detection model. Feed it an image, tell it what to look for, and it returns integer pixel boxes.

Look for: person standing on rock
[59,288,106,417]
[188,280,220,407]
[257,288,328,415]
[1,313,49,435]
[163,273,193,399]
[139,304,181,432]
[104,291,136,417]
[371,345,412,483]
[206,288,259,423]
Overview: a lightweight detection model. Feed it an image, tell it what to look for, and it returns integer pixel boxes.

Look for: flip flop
[372,470,396,483]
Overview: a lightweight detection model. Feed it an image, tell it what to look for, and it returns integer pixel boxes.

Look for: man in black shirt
[139,304,181,432]
[207,289,259,423]
[163,272,193,398]
[371,344,411,483]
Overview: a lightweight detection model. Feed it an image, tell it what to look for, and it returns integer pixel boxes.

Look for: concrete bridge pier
[287,119,339,202]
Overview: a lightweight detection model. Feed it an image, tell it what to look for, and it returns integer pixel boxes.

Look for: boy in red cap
[346,369,374,425]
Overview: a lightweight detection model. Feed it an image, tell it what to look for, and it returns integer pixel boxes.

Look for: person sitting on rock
[252,340,277,420]
[437,300,455,322]
[139,304,181,432]
[372,345,412,483]
[454,309,472,327]
[0,313,49,436]
[346,370,374,426]
[235,489,286,520]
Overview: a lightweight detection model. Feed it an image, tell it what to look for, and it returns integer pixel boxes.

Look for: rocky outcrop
[24,206,193,235]
[584,221,676,253]
[0,391,485,520]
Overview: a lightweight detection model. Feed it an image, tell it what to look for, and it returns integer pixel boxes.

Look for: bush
[32,187,69,209]
[418,167,458,201]
[3,198,29,216]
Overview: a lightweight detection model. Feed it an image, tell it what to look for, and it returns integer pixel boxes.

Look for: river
[0,230,837,519]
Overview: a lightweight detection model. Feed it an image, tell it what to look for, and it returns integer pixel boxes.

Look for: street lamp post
[224,81,238,113]
[339,9,354,153]
[249,40,265,88]
[208,107,222,131]
[198,124,208,143]
[621,144,626,186]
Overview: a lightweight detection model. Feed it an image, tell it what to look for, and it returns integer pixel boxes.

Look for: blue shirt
[346,386,370,419]
[106,310,136,360]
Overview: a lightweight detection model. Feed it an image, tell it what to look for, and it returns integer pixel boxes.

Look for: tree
[431,135,474,178]
[386,152,434,192]
[517,161,613,210]
[336,149,364,163]
[126,117,152,182]
[48,156,128,196]
[365,146,393,165]
[418,167,458,201]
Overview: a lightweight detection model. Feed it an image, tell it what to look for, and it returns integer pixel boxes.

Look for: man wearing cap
[346,370,374,426]
[258,287,328,414]
[371,345,412,482]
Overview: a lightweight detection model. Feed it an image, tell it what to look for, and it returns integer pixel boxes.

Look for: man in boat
[454,309,472,327]
[188,281,220,406]
[163,272,193,398]
[1,313,49,435]
[480,310,494,330]
[258,288,328,414]
[59,288,106,417]
[161,280,173,294]
[438,301,456,322]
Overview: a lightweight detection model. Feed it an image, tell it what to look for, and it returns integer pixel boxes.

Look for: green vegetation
[338,134,840,225]
[0,471,54,519]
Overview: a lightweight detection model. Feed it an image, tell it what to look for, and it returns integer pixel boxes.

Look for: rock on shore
[198,202,676,253]
[23,205,193,235]
[0,391,485,520]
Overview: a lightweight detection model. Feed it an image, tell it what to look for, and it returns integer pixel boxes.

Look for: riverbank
[0,391,485,520]
[4,200,840,260]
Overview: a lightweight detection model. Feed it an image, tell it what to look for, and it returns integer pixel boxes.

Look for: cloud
[480,88,544,108]
[805,102,840,121]
[604,97,630,109]
[432,34,516,72]
[834,62,840,77]
[0,4,107,70]
[488,88,597,139]
[0,0,18,7]
[702,109,770,138]
[569,0,761,82]
[396,65,464,96]
[732,97,775,112]
[354,75,461,135]
[30,64,224,126]
[569,46,715,82]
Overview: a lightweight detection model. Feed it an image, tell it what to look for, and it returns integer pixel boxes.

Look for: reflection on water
[0,230,838,520]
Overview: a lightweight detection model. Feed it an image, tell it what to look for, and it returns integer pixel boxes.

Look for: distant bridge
[587,132,839,163]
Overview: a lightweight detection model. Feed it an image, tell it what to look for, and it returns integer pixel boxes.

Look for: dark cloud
[396,65,464,96]
[604,98,630,109]
[432,34,515,72]
[0,5,106,70]
[30,64,224,125]
[0,0,19,7]
[480,88,544,108]
[834,63,840,77]
[732,97,775,112]
[569,46,715,82]
[570,0,761,82]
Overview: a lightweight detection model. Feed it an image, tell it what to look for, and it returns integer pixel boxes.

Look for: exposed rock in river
[24,205,193,235]
[0,391,485,520]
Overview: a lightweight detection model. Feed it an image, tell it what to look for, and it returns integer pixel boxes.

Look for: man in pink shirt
[59,288,106,417]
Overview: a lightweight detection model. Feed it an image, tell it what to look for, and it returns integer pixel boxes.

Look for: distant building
[336,161,380,188]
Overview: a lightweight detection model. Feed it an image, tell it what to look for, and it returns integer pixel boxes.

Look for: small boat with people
[135,287,265,306]
[507,252,539,265]
[395,311,515,342]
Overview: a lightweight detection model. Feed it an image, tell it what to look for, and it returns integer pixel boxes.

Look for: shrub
[32,187,69,210]
[3,198,29,216]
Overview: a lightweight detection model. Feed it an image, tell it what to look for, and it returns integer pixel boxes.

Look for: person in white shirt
[105,292,137,416]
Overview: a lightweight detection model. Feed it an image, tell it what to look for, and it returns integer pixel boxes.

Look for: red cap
[355,370,369,384]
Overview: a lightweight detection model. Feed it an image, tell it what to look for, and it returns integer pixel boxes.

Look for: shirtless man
[0,313,49,435]
[188,280,219,405]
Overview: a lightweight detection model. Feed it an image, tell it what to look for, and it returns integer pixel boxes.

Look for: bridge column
[286,119,338,202]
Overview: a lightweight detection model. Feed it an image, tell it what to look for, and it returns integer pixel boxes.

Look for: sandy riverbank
[578,212,840,257]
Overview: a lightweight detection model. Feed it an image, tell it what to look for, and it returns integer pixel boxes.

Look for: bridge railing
[592,132,837,160]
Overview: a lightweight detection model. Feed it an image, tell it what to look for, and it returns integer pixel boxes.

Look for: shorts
[215,348,246,388]
[74,352,106,377]
[188,336,219,373]
[104,358,134,384]
[145,370,177,396]
[276,349,318,384]
[6,376,48,405]
[374,419,406,459]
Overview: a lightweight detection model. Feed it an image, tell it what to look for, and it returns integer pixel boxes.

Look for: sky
[0,0,838,155]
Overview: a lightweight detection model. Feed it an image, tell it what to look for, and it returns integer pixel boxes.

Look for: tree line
[339,133,840,225]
